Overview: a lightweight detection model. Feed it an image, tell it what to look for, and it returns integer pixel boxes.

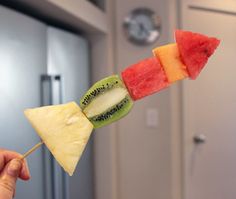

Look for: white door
[181,2,236,199]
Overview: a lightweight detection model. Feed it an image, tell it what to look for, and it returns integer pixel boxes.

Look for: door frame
[168,1,184,199]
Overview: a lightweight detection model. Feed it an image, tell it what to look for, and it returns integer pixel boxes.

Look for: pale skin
[0,149,31,199]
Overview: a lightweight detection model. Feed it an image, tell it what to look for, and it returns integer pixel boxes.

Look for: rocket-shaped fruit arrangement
[24,30,220,176]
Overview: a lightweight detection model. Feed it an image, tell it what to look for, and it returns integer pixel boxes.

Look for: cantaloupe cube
[153,43,188,83]
[24,102,94,176]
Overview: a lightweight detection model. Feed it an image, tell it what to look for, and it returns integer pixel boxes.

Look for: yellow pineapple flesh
[24,102,94,176]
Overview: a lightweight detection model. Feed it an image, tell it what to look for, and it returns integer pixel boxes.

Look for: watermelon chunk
[121,57,169,101]
[175,30,220,79]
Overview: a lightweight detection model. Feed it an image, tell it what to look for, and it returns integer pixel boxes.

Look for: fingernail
[21,160,31,180]
[25,160,31,178]
[7,159,22,177]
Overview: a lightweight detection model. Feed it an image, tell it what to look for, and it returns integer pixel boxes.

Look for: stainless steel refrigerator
[0,5,94,199]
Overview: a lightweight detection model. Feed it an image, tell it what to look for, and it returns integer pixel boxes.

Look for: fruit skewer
[23,30,220,176]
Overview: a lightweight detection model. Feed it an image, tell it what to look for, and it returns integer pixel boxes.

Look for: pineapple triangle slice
[24,102,94,176]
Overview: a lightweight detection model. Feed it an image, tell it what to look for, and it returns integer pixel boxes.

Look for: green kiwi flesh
[80,75,134,128]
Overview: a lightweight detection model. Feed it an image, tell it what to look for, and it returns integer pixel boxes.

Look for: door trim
[168,0,184,199]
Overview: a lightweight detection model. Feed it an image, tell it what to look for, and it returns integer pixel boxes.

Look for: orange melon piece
[153,43,188,83]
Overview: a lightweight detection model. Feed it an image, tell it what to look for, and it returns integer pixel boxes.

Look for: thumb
[0,159,22,199]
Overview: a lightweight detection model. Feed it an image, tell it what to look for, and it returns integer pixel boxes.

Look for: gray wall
[114,0,172,199]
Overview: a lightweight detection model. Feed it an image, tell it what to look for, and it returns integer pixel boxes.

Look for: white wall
[114,0,175,199]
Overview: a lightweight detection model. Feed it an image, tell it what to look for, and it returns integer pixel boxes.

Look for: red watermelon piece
[121,57,169,100]
[175,30,220,79]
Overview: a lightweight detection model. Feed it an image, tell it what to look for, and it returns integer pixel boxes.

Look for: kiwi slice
[80,75,133,128]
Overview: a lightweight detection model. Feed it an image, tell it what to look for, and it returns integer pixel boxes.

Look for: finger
[0,150,30,180]
[1,150,22,163]
[0,153,5,172]
[0,159,22,199]
[0,150,20,173]
[19,159,30,181]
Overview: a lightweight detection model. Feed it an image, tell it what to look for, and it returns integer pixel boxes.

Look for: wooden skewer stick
[20,141,44,160]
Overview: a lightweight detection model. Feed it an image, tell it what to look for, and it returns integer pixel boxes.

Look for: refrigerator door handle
[40,74,63,105]
[52,75,69,199]
[51,75,63,105]
[40,74,54,199]
[40,74,69,199]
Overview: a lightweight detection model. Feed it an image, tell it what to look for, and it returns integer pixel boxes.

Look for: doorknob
[193,134,206,144]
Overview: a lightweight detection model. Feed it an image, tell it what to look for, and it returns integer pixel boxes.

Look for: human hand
[0,149,31,199]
